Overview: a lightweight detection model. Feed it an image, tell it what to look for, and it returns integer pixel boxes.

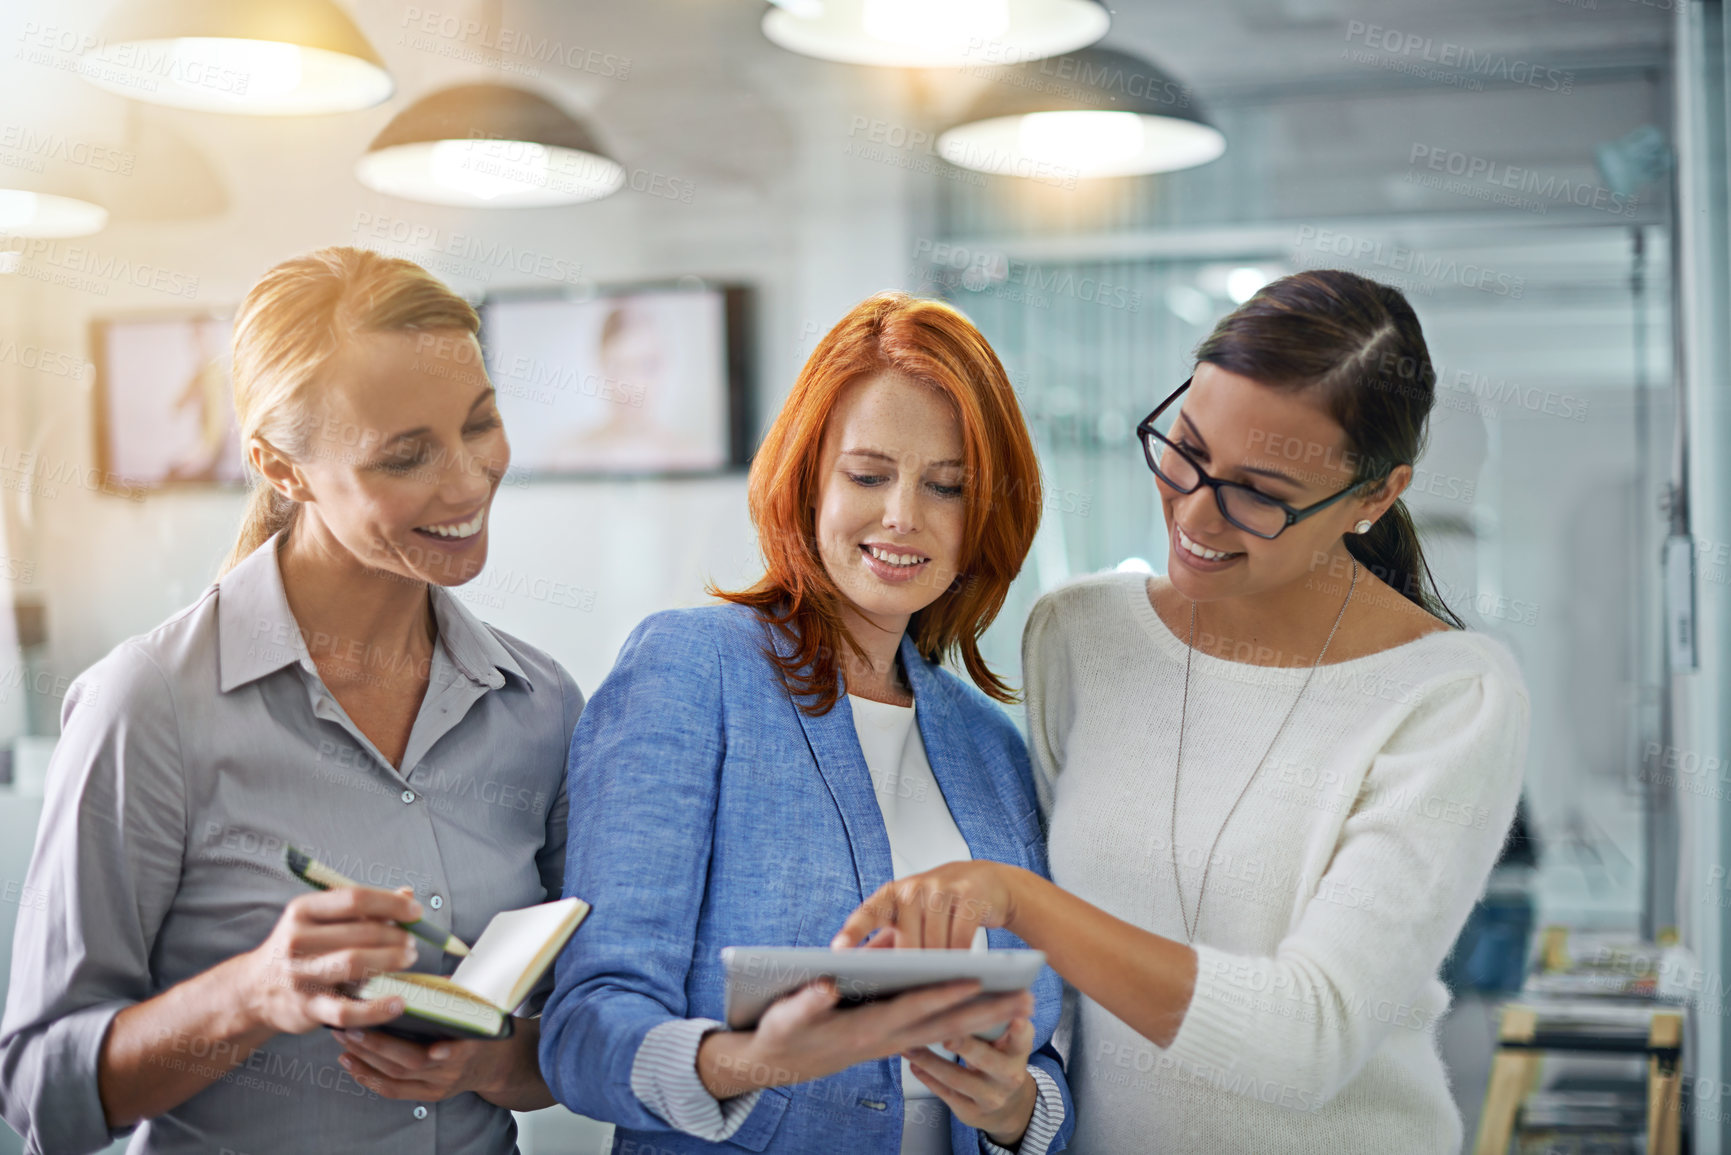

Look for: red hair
[713,292,1042,715]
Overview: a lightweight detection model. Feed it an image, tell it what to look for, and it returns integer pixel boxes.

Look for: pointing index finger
[831,884,898,949]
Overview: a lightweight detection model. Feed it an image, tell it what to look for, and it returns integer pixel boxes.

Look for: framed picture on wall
[480,281,753,477]
[91,310,244,491]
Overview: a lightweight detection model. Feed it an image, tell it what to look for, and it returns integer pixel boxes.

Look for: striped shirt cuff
[629,1017,765,1142]
[981,1064,1064,1155]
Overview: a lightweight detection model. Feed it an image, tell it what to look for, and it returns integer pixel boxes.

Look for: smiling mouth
[1175,522,1243,561]
[861,544,929,568]
[414,508,485,541]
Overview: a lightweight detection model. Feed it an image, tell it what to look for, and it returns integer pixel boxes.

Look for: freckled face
[813,373,967,632]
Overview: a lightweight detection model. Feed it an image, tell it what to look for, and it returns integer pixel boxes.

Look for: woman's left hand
[905,1018,1038,1149]
[335,1027,539,1106]
[831,860,1025,950]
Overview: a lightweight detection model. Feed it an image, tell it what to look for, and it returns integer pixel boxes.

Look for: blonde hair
[221,246,480,576]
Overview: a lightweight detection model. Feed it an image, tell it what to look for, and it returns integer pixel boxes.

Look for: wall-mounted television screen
[92,311,244,489]
[480,283,752,477]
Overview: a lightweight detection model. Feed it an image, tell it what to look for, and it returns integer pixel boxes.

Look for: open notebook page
[449,897,590,1011]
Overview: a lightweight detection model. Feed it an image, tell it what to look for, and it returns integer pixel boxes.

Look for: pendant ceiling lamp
[762,0,1108,69]
[0,191,109,238]
[939,47,1225,179]
[77,0,392,115]
[0,157,108,237]
[355,84,625,208]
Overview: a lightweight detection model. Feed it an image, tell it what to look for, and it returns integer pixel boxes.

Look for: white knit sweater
[1022,572,1530,1155]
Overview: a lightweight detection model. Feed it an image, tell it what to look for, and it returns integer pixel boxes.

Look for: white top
[848,693,984,1155]
[848,694,987,1078]
[625,692,1064,1155]
[1023,572,1530,1155]
[849,694,984,915]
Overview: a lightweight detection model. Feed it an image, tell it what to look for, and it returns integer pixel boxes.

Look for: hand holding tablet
[721,946,1047,1040]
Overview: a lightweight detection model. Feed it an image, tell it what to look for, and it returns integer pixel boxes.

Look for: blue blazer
[540,604,1073,1154]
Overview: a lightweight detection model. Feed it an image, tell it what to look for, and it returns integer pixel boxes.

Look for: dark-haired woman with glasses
[835,270,1531,1153]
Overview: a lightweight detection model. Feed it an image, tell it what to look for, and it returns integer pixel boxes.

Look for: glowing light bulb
[1226,267,1271,303]
[0,191,40,230]
[1016,111,1146,172]
[862,0,1008,50]
[0,190,107,237]
[169,38,303,101]
[429,139,551,202]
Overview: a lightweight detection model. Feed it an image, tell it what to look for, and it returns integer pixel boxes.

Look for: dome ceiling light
[763,0,1108,69]
[77,0,392,115]
[939,47,1225,180]
[355,84,625,208]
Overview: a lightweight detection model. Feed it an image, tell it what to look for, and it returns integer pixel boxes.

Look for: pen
[285,845,471,958]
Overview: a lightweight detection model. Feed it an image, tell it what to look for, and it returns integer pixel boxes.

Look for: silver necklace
[1168,558,1358,945]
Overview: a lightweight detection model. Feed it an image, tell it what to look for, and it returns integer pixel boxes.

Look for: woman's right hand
[698,978,1035,1098]
[234,886,422,1035]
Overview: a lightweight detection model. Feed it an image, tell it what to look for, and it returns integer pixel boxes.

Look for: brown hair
[221,246,479,575]
[1193,269,1463,627]
[713,292,1043,714]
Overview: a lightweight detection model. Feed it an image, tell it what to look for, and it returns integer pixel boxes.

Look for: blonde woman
[0,247,583,1153]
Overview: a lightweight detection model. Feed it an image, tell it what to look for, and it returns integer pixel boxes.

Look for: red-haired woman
[539,293,1073,1155]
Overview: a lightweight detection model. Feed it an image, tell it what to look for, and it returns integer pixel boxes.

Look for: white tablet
[720,947,1047,1036]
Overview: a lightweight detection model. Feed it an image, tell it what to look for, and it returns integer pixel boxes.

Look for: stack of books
[1496,929,1690,1153]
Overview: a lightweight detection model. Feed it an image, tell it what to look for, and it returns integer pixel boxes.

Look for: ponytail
[1344,498,1464,628]
[223,482,299,576]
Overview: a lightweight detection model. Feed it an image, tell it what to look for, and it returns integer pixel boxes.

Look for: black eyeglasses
[1135,377,1387,540]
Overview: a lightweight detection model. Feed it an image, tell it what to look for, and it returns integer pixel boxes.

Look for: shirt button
[429,895,443,910]
[401,790,416,804]
[413,1104,428,1120]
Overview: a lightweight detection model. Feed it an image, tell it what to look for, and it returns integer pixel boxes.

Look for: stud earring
[1354,519,1373,534]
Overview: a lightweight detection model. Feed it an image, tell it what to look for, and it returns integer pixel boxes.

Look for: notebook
[354,897,590,1041]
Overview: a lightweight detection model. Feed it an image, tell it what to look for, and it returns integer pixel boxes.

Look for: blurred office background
[1,0,1728,1151]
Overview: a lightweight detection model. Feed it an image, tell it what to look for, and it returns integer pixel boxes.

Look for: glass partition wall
[929,221,1677,960]
[929,213,1680,1135]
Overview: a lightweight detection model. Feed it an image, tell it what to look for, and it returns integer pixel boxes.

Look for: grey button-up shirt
[0,531,583,1155]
